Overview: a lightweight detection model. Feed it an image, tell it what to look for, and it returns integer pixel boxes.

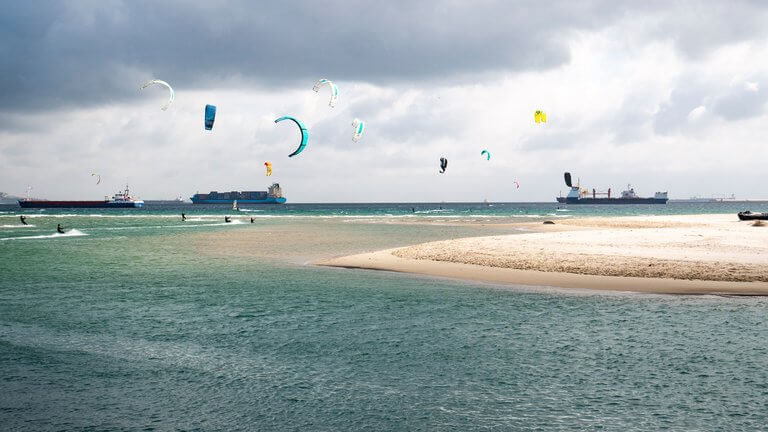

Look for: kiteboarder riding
[19,215,27,225]
[56,224,65,234]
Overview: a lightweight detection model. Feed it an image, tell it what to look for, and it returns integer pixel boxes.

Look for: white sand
[319,214,768,294]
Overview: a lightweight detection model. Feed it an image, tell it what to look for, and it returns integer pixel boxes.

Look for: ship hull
[556,197,667,204]
[191,197,287,204]
[18,200,144,208]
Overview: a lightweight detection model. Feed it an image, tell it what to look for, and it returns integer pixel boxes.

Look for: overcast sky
[2,0,767,201]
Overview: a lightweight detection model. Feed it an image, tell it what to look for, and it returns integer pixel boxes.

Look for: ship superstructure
[556,172,667,204]
[191,183,287,204]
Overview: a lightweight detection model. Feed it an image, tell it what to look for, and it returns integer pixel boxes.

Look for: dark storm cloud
[0,0,648,112]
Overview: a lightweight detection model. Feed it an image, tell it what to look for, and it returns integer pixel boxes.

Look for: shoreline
[317,214,768,295]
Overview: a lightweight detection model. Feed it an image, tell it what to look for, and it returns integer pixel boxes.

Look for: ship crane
[589,188,612,199]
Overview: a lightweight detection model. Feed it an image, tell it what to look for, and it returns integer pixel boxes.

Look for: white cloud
[687,105,706,121]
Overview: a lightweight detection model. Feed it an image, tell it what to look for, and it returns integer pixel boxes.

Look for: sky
[1,0,767,202]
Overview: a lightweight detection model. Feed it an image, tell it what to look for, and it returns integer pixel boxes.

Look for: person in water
[411,207,415,213]
[250,217,254,223]
[224,216,231,223]
[181,212,186,221]
[56,223,65,234]
[19,215,27,225]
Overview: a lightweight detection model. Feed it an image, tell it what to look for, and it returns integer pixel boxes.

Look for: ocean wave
[20,214,183,219]
[236,214,510,219]
[414,209,452,214]
[0,224,36,228]
[213,219,245,226]
[0,229,87,241]
[8,213,567,221]
[86,220,248,231]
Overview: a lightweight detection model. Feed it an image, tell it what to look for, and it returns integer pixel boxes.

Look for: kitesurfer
[19,215,27,225]
[412,207,415,213]
[224,216,231,223]
[56,224,65,234]
[181,212,186,221]
[250,217,254,223]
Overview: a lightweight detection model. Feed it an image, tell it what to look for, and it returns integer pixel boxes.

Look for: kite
[275,116,308,157]
[140,80,175,111]
[352,118,365,142]
[313,79,339,108]
[205,104,216,130]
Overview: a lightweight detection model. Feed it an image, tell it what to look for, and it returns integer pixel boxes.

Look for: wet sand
[318,214,768,295]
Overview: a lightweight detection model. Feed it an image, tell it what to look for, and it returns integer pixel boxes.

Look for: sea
[2,201,768,430]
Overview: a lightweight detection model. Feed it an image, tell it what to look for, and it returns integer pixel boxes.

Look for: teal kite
[275,116,308,157]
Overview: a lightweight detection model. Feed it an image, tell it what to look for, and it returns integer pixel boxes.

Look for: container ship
[18,185,144,208]
[191,183,286,204]
[556,172,668,204]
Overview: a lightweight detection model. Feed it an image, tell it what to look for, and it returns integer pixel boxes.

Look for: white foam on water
[1,228,87,241]
[208,219,245,226]
[414,209,452,214]
[90,221,246,230]
[0,224,36,228]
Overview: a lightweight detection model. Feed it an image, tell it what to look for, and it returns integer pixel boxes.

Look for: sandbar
[318,214,768,295]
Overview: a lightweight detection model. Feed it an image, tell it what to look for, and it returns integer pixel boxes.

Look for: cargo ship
[556,172,668,204]
[18,184,145,208]
[191,183,286,204]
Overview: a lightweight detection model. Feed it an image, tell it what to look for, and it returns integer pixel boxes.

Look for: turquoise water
[2,202,768,430]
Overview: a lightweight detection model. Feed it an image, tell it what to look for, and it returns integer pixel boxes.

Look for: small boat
[232,199,238,211]
[737,211,768,221]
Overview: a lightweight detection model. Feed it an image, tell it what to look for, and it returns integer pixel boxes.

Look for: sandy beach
[319,214,768,295]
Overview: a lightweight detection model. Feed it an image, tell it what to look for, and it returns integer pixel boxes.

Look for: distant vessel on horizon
[673,194,737,203]
[191,183,286,204]
[556,172,668,204]
[18,184,145,208]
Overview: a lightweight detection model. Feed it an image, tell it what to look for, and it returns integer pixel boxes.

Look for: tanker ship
[556,172,668,204]
[18,184,144,208]
[191,183,287,204]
